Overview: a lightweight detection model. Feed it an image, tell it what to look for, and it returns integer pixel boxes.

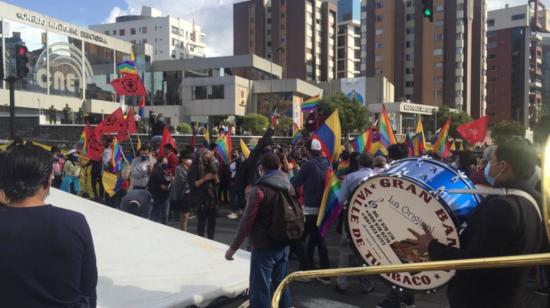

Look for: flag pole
[127,130,137,158]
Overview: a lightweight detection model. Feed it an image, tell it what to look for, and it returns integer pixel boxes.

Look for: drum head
[347,175,461,291]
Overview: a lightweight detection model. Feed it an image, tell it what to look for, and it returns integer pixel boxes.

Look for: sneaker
[361,282,375,294]
[534,287,549,296]
[227,212,239,219]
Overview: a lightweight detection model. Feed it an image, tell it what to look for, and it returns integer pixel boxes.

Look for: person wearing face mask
[405,138,545,308]
[147,159,172,224]
[129,145,156,190]
[60,149,82,195]
[188,149,219,239]
[0,144,97,307]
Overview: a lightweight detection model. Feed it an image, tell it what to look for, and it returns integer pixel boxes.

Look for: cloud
[106,0,239,56]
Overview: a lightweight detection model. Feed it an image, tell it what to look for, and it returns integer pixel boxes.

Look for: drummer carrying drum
[406,138,545,308]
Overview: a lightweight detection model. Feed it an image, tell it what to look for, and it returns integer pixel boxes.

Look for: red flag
[111,74,147,96]
[456,116,488,145]
[85,124,104,162]
[126,108,138,134]
[101,108,131,142]
[159,127,176,157]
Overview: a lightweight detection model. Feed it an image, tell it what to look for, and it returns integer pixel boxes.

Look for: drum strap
[505,188,542,223]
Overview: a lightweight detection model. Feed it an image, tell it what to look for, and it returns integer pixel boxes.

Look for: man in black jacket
[406,138,545,308]
[225,153,295,308]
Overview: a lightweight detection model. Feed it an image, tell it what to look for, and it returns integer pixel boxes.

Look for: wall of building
[89,10,206,60]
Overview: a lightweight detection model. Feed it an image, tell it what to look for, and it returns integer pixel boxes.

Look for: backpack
[266,189,305,244]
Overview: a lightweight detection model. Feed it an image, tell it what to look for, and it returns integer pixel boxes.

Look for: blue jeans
[150,198,169,224]
[249,246,291,308]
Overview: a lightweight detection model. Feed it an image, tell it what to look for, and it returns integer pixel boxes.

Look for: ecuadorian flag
[312,110,341,163]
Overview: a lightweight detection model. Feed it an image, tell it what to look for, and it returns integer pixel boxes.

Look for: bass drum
[346,157,481,291]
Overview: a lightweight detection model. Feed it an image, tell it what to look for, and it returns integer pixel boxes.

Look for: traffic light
[422,0,434,22]
[15,45,29,78]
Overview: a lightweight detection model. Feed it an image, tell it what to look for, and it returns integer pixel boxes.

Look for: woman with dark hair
[0,144,97,307]
[188,148,219,239]
[148,159,172,225]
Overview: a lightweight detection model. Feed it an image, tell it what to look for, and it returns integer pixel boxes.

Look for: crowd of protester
[0,126,546,308]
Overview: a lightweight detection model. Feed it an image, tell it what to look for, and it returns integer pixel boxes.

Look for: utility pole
[5,76,18,140]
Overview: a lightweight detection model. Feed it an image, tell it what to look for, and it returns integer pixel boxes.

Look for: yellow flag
[240,139,250,159]
[102,172,118,197]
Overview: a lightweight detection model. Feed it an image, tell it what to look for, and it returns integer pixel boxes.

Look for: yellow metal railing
[272,136,550,307]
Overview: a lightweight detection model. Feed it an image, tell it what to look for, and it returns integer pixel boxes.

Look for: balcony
[530,81,543,89]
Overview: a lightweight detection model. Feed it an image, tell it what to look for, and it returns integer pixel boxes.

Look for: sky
[5,0,529,57]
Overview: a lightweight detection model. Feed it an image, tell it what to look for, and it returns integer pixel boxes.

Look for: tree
[534,114,550,145]
[177,122,192,134]
[425,106,473,139]
[318,92,369,136]
[275,115,294,136]
[243,113,269,135]
[491,121,526,145]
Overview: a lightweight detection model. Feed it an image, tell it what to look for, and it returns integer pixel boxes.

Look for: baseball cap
[311,139,322,151]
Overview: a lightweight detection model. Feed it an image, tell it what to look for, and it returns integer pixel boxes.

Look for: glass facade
[0,18,133,104]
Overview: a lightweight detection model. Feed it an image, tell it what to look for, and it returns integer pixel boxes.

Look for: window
[193,86,208,99]
[406,81,414,87]
[406,1,413,7]
[406,27,414,34]
[488,54,496,59]
[141,27,147,33]
[376,1,383,9]
[434,34,444,41]
[511,14,525,21]
[434,62,443,69]
[487,41,497,49]
[113,30,117,35]
[375,55,382,62]
[376,15,383,22]
[433,48,443,56]
[434,77,443,84]
[488,19,495,27]
[435,20,444,28]
[376,42,383,49]
[406,41,413,48]
[130,28,136,35]
[436,4,444,12]
[405,54,412,61]
[171,26,179,35]
[376,29,384,35]
[119,29,125,36]
[405,67,414,74]
[456,47,463,54]
[104,31,110,35]
[406,14,414,21]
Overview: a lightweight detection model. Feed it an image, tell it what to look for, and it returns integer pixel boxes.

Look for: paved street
[170,205,548,308]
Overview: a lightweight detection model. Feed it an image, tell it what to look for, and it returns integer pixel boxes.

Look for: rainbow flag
[117,60,138,75]
[370,141,389,156]
[312,110,341,163]
[378,105,397,148]
[336,160,350,178]
[405,134,415,157]
[301,95,320,112]
[292,123,303,146]
[215,132,232,164]
[77,127,87,156]
[317,169,342,236]
[110,138,125,173]
[433,117,451,156]
[413,117,426,156]
[351,128,372,154]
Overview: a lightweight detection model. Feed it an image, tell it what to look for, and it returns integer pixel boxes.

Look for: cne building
[0,1,135,123]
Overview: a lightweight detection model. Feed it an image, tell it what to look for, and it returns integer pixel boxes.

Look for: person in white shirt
[129,145,157,190]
